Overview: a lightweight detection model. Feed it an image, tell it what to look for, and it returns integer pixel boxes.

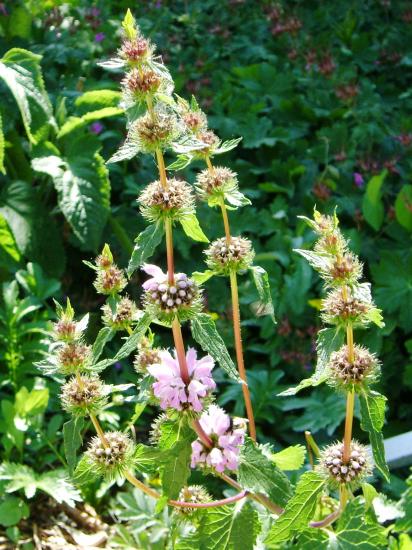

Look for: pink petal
[142,264,165,279]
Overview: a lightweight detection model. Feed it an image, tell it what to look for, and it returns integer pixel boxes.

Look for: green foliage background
[0,0,411,520]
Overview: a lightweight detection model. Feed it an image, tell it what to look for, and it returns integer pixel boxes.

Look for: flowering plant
[39,10,396,548]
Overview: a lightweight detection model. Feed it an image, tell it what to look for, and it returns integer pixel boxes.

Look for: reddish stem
[170,490,247,508]
[171,318,190,384]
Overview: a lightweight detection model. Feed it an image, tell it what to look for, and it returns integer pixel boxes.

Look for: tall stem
[89,413,108,447]
[342,389,355,462]
[171,318,190,384]
[165,217,175,285]
[219,197,231,243]
[230,270,256,441]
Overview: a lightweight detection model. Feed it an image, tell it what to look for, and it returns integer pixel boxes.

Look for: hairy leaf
[362,171,387,231]
[238,438,292,507]
[250,265,276,322]
[92,327,115,363]
[191,313,240,381]
[180,214,209,243]
[127,222,164,276]
[265,471,326,545]
[63,417,85,475]
[0,213,21,270]
[272,445,306,471]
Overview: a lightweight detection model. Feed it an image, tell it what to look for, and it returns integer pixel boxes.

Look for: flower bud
[328,253,362,286]
[57,342,92,375]
[176,485,212,516]
[53,318,78,342]
[328,344,380,390]
[205,236,254,275]
[195,166,238,205]
[102,296,139,331]
[138,178,195,223]
[86,431,135,479]
[119,37,154,65]
[321,288,371,327]
[94,265,127,296]
[122,67,162,103]
[95,244,114,270]
[149,412,169,445]
[182,110,207,133]
[318,441,372,489]
[133,108,178,153]
[61,375,107,416]
[134,339,161,374]
[142,265,202,324]
[193,130,220,158]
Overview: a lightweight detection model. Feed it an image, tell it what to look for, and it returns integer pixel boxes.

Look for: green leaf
[161,439,192,500]
[362,171,387,231]
[92,326,115,363]
[265,471,326,545]
[9,6,32,39]
[122,8,137,39]
[63,417,85,475]
[238,438,292,507]
[167,154,191,171]
[92,312,152,372]
[35,470,81,507]
[0,113,5,174]
[32,132,111,251]
[334,497,386,549]
[250,265,276,322]
[225,188,251,208]
[15,387,49,418]
[58,107,123,139]
[213,137,242,155]
[191,313,240,382]
[0,48,56,143]
[359,390,390,481]
[127,222,164,276]
[279,327,344,396]
[106,139,139,164]
[0,496,29,527]
[0,213,21,270]
[192,270,216,284]
[395,478,412,533]
[272,445,306,471]
[180,214,209,243]
[395,185,412,231]
[75,90,122,113]
[199,502,261,550]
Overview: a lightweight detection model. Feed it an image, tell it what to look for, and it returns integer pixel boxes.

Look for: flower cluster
[134,336,161,375]
[328,344,380,390]
[61,374,107,417]
[205,236,255,275]
[93,245,127,296]
[138,178,195,223]
[132,106,180,153]
[142,264,202,323]
[86,432,136,479]
[318,441,372,489]
[191,405,246,473]
[148,348,215,412]
[195,166,239,205]
[102,296,140,331]
[176,485,212,516]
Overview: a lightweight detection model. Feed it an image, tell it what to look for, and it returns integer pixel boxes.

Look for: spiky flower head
[141,264,202,324]
[132,107,179,153]
[175,485,212,517]
[118,11,154,66]
[95,243,114,270]
[149,412,169,445]
[193,129,220,158]
[195,167,239,206]
[94,265,127,296]
[57,342,92,375]
[147,348,215,412]
[176,95,208,134]
[327,344,380,390]
[122,66,162,103]
[61,375,107,416]
[321,287,372,327]
[134,337,161,375]
[53,298,81,343]
[318,441,372,489]
[86,431,136,479]
[328,253,363,286]
[205,236,255,275]
[191,405,246,473]
[138,178,195,223]
[102,296,139,331]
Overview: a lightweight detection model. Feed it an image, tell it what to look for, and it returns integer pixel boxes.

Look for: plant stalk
[171,317,190,384]
[230,270,256,441]
[89,413,108,447]
[219,197,231,243]
[342,389,355,463]
[165,216,175,285]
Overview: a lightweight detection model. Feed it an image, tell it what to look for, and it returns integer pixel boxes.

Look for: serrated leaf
[191,313,240,382]
[265,471,326,545]
[359,390,390,481]
[167,153,191,171]
[127,222,164,276]
[0,48,56,144]
[192,270,216,284]
[225,188,251,207]
[107,139,139,164]
[161,439,192,500]
[250,265,276,322]
[180,214,209,243]
[294,248,331,274]
[75,90,122,113]
[92,312,152,372]
[272,445,306,471]
[63,417,85,475]
[35,470,82,507]
[238,438,292,507]
[362,171,387,231]
[213,137,242,155]
[395,185,412,231]
[279,327,344,396]
[335,497,387,549]
[58,107,123,138]
[199,502,260,550]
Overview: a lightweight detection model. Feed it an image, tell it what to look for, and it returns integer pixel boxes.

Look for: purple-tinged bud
[94,265,127,296]
[328,344,380,389]
[132,109,178,153]
[57,342,92,375]
[102,296,139,331]
[205,236,254,275]
[119,37,154,64]
[61,375,107,416]
[321,288,372,327]
[138,178,195,222]
[86,431,135,479]
[195,166,239,205]
[122,67,161,102]
[318,441,372,489]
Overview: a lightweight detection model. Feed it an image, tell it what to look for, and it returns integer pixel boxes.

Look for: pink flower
[191,405,245,473]
[90,122,104,135]
[147,348,215,412]
[142,264,166,291]
[353,172,364,188]
[95,32,105,43]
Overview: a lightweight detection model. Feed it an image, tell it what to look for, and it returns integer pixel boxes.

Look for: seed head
[195,166,239,205]
[194,130,220,157]
[205,236,255,275]
[328,253,362,286]
[132,109,178,153]
[138,178,195,222]
[182,110,208,133]
[328,344,380,390]
[119,37,154,64]
[122,67,161,103]
[176,485,212,516]
[86,431,135,479]
[102,296,139,331]
[142,265,202,325]
[94,265,127,296]
[57,342,92,375]
[314,232,347,257]
[61,375,107,416]
[53,318,78,342]
[318,441,372,489]
[321,288,371,326]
